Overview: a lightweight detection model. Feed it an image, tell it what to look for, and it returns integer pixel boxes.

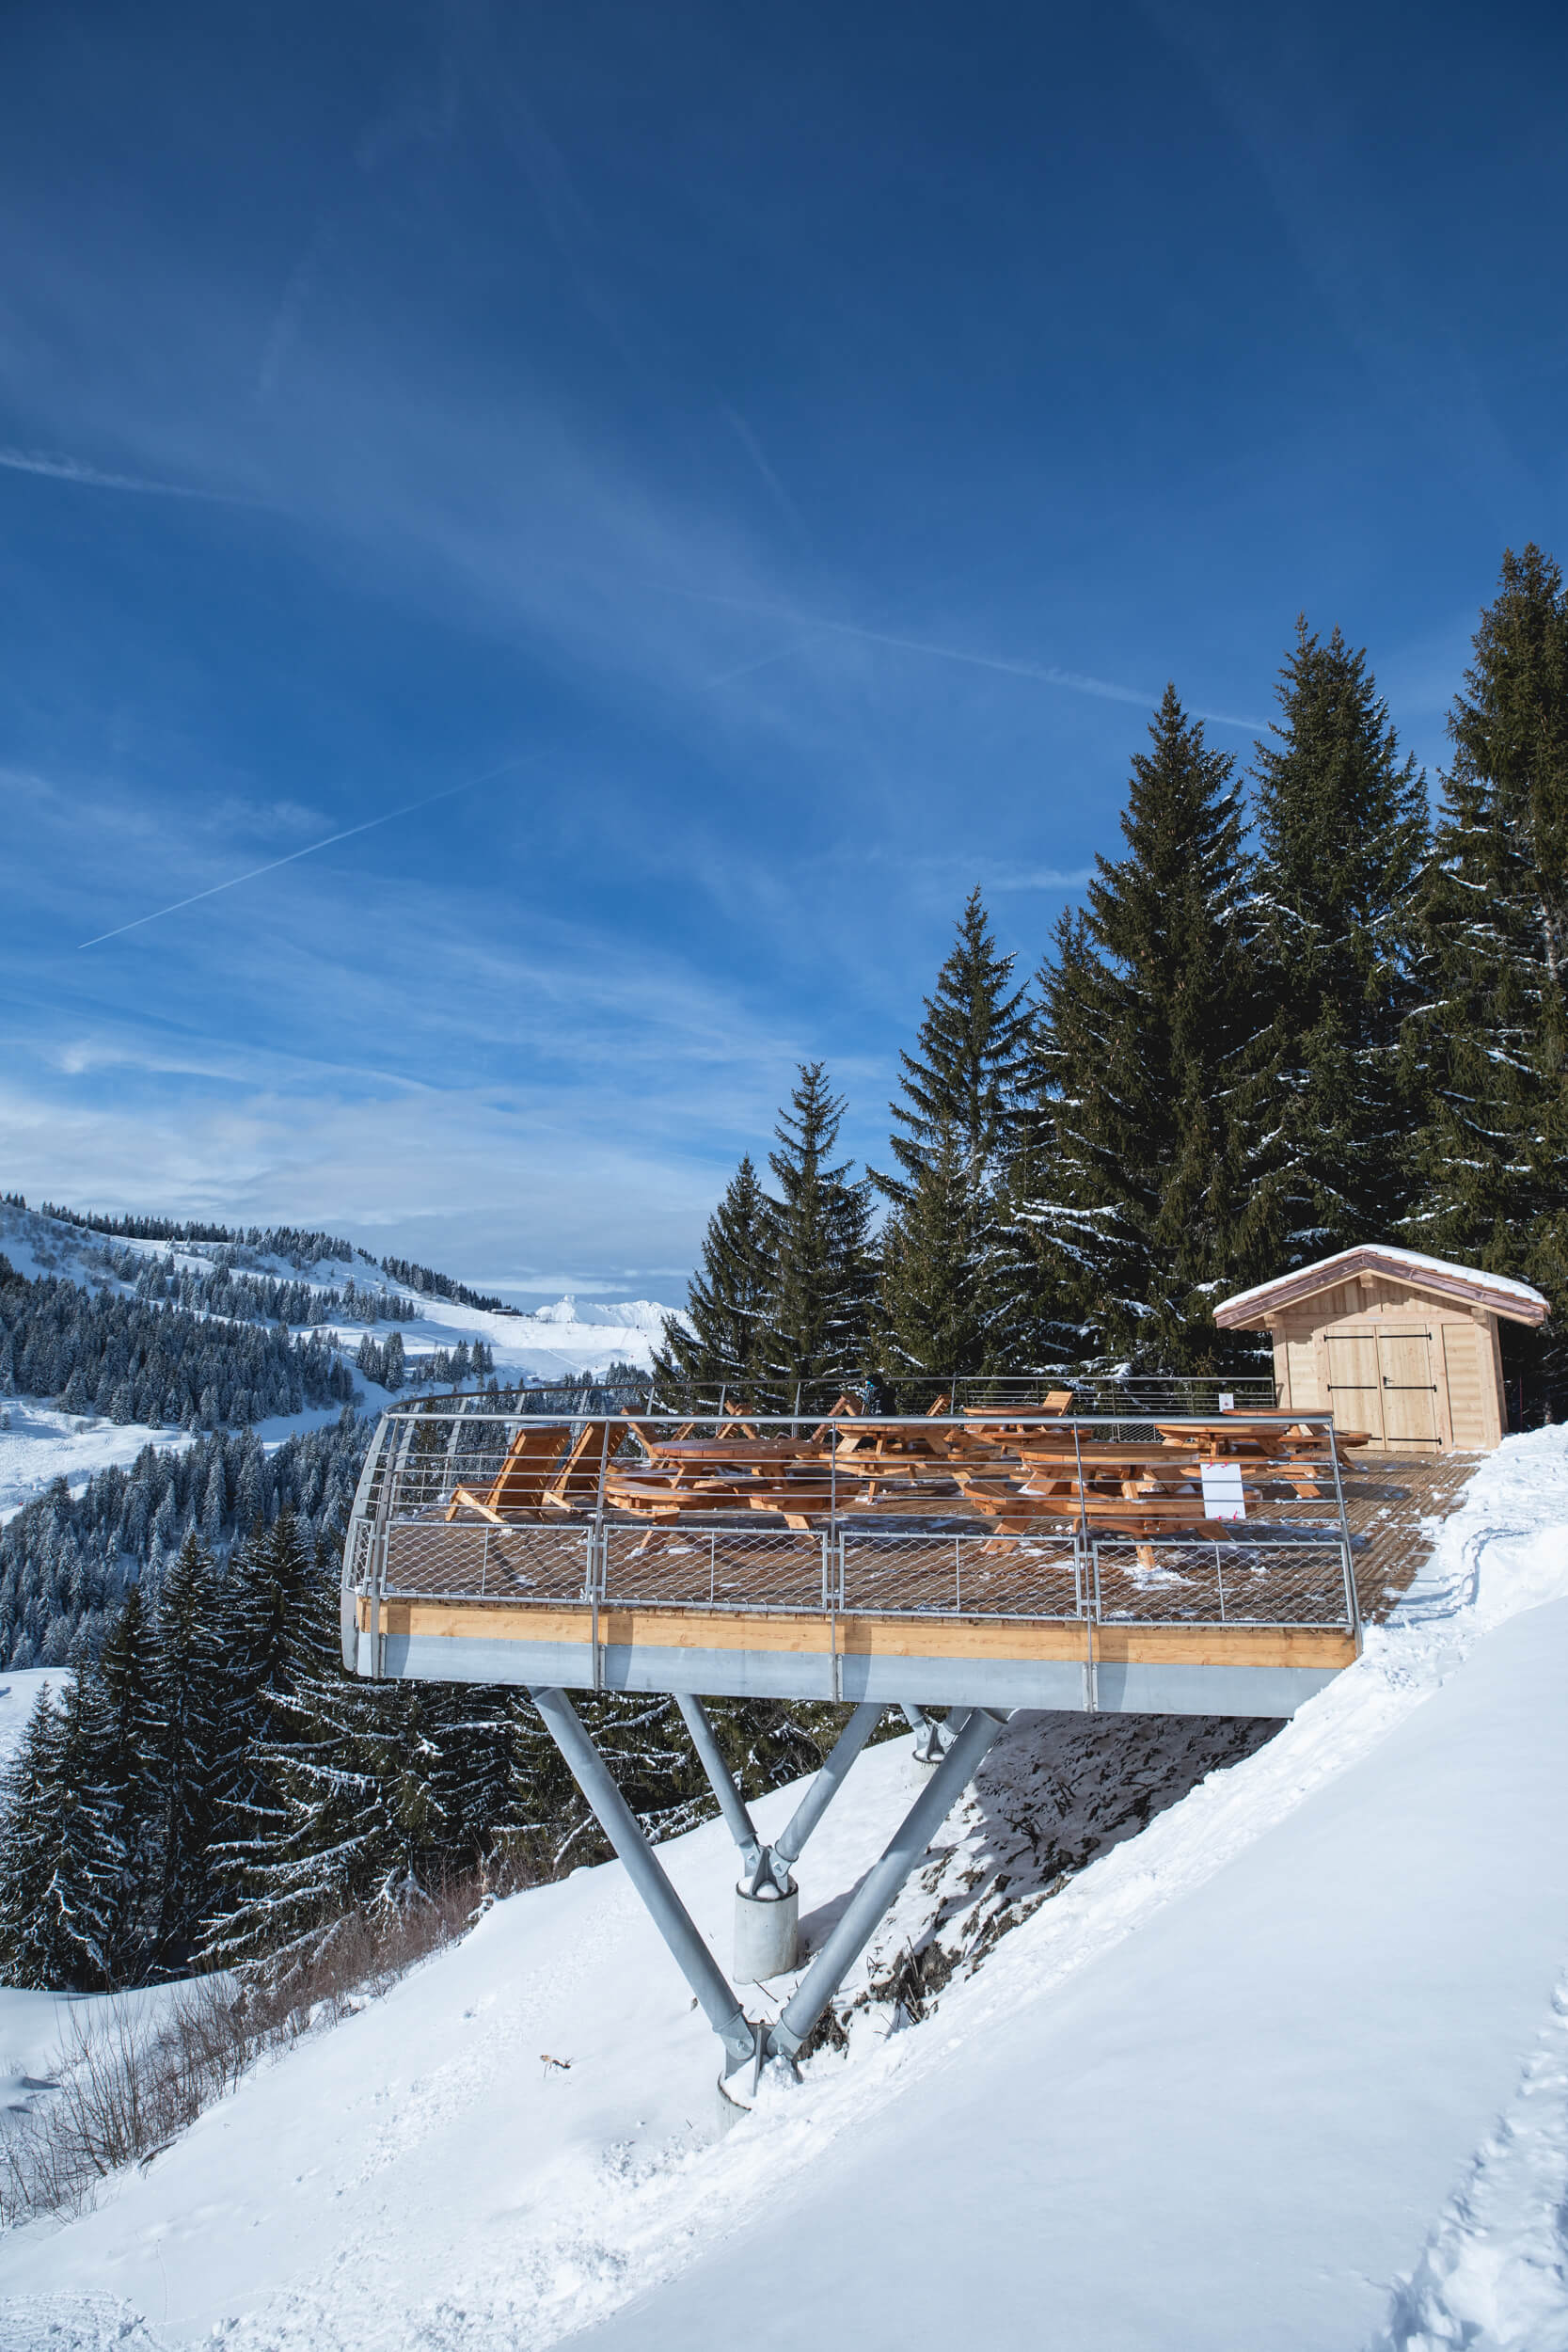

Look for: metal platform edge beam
[364,1624,1344,1719]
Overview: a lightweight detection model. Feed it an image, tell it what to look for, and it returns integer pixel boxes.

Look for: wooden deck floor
[1338,1452,1481,1623]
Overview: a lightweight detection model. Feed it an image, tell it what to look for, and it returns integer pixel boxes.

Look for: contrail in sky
[78,754,536,949]
[0,446,254,504]
[677,584,1265,731]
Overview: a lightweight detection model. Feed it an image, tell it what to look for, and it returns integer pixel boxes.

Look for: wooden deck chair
[446,1422,570,1521]
[1038,1389,1074,1414]
[541,1420,614,1509]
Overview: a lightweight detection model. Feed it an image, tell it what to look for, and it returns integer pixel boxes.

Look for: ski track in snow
[5,1434,1568,2345]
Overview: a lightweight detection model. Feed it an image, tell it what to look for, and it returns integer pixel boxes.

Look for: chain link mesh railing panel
[601,1525,827,1613]
[1092,1538,1353,1629]
[839,1532,1082,1619]
[380,1519,594,1602]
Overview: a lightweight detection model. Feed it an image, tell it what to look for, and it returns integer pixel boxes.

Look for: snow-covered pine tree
[214,1548,440,1981]
[871,890,1033,1383]
[757,1065,876,1402]
[0,1689,68,1986]
[1248,621,1428,1265]
[653,1154,772,1399]
[95,1582,164,1978]
[422,1681,530,1875]
[1407,545,1568,1402]
[1019,687,1265,1372]
[152,1530,232,1970]
[201,1510,321,1969]
[0,1664,122,1989]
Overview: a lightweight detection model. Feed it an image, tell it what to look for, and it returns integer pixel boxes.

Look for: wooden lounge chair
[446,1423,571,1522]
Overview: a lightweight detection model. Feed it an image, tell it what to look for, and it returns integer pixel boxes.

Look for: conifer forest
[4,542,1568,1999]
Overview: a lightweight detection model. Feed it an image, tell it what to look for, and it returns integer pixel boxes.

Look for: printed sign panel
[1198,1460,1246,1520]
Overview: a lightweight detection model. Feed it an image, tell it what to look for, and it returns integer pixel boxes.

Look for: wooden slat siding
[362,1595,1356,1672]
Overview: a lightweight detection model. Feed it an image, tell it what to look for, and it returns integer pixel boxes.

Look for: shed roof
[1213,1245,1549,1330]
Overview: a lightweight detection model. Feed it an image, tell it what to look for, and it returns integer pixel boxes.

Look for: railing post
[1324,1413,1361,1642]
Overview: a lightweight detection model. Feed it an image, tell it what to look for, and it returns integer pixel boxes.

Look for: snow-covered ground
[0,1668,68,1767]
[2,1431,1568,2345]
[0,1398,360,1529]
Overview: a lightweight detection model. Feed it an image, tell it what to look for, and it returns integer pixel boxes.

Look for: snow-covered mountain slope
[4,1433,1568,2347]
[0,1202,673,1527]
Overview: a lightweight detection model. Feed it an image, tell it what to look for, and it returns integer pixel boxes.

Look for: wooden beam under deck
[360,1594,1357,1676]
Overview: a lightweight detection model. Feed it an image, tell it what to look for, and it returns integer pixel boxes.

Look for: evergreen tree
[214,1550,440,1979]
[0,1669,120,1989]
[152,1531,230,1969]
[876,1121,993,1384]
[1249,621,1429,1263]
[654,1155,772,1399]
[1019,687,1264,1370]
[1408,546,1568,1400]
[0,1689,68,1986]
[757,1065,875,1399]
[872,888,1033,1205]
[96,1582,163,1977]
[202,1511,319,1967]
[872,891,1033,1383]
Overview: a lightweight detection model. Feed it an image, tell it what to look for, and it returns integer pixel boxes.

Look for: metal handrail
[345,1406,1360,1639]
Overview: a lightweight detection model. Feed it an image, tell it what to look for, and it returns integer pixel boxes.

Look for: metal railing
[344,1404,1359,1641]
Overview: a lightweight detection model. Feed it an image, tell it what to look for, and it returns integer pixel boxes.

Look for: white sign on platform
[1199,1460,1246,1520]
[1218,1391,1235,1413]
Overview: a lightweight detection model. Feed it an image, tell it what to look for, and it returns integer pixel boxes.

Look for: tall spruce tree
[0,1667,121,1989]
[876,1121,993,1384]
[96,1582,163,1978]
[215,1549,441,1979]
[757,1064,875,1399]
[202,1511,320,1968]
[654,1154,772,1399]
[0,1690,69,1987]
[1021,687,1264,1370]
[872,888,1033,1204]
[1408,547,1568,1390]
[153,1530,231,1969]
[872,891,1033,1382]
[1249,620,1429,1263]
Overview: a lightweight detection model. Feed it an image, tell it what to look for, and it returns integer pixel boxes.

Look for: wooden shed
[1213,1246,1548,1452]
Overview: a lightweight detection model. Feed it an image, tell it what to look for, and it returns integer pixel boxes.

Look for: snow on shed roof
[1214,1245,1549,1329]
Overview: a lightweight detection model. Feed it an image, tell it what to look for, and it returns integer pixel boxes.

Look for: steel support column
[768,1700,884,1881]
[674,1694,766,1881]
[529,1685,758,2077]
[767,1705,1009,2063]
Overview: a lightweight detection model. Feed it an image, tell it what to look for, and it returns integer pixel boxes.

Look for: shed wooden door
[1324,1330,1384,1441]
[1441,1322,1491,1447]
[1376,1327,1439,1445]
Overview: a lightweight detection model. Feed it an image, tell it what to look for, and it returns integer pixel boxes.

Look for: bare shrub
[0,1863,513,2227]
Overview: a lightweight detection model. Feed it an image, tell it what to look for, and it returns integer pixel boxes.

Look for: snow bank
[3,1433,1568,2349]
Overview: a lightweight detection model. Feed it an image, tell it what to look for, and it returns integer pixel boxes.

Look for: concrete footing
[734,1879,800,1981]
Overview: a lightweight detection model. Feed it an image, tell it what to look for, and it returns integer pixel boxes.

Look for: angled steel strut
[675,1693,883,1896]
[528,1685,758,2076]
[528,1683,1010,2090]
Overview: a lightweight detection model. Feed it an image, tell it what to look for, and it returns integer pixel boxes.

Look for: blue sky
[3,0,1567,1302]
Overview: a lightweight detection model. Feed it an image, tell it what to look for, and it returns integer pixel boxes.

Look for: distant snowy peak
[520,1297,670,1335]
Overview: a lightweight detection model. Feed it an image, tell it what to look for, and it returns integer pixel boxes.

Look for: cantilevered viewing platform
[341,1398,1369,1719]
[340,1394,1468,2102]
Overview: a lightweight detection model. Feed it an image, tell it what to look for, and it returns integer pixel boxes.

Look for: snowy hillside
[4,1432,1568,2347]
[0,1200,673,1529]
